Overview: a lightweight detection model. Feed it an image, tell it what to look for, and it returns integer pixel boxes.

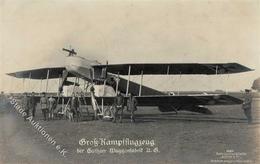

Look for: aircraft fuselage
[65,56,100,81]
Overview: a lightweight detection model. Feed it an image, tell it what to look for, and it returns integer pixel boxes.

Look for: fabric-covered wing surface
[53,94,242,106]
[6,67,75,79]
[94,63,252,75]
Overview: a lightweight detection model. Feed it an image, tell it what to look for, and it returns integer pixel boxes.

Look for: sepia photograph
[0,0,259,163]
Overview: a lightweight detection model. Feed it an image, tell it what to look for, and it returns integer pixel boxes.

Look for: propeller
[62,48,77,56]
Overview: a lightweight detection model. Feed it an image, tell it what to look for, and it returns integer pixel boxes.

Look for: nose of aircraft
[65,56,92,78]
[65,56,101,80]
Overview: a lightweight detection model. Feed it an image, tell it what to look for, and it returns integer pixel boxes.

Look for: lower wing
[21,94,242,114]
[134,94,243,106]
[28,94,242,106]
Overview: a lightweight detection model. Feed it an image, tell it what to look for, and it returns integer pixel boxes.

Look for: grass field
[0,97,259,164]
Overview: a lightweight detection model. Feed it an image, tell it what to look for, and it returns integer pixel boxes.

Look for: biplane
[7,48,253,118]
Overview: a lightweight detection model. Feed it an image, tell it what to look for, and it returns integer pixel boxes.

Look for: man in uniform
[30,92,37,118]
[242,89,252,124]
[40,92,49,121]
[71,95,80,122]
[0,91,5,105]
[113,91,125,123]
[127,93,138,123]
[22,92,30,121]
[48,96,56,120]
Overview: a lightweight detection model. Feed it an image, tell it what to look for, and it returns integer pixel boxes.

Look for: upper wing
[94,63,252,75]
[6,67,75,79]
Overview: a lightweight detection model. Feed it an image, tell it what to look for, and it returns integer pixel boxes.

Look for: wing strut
[226,73,230,95]
[178,72,182,95]
[45,69,50,93]
[126,65,131,96]
[139,70,143,96]
[115,72,120,94]
[28,72,31,92]
[167,65,170,75]
[57,74,61,96]
[40,78,43,93]
[103,79,106,95]
[23,78,25,93]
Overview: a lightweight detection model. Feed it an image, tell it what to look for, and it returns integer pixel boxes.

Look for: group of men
[21,92,37,121]
[39,92,56,121]
[22,92,56,121]
[113,91,138,123]
[22,90,138,123]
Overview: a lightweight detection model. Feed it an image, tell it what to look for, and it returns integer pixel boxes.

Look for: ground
[0,99,259,164]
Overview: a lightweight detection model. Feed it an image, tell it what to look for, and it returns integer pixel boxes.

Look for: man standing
[0,91,5,104]
[30,92,37,118]
[22,92,30,121]
[48,96,56,120]
[127,93,138,123]
[113,91,125,123]
[242,89,252,124]
[90,86,98,120]
[40,92,49,121]
[71,95,80,122]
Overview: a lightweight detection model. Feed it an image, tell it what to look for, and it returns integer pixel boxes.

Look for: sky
[0,0,259,93]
